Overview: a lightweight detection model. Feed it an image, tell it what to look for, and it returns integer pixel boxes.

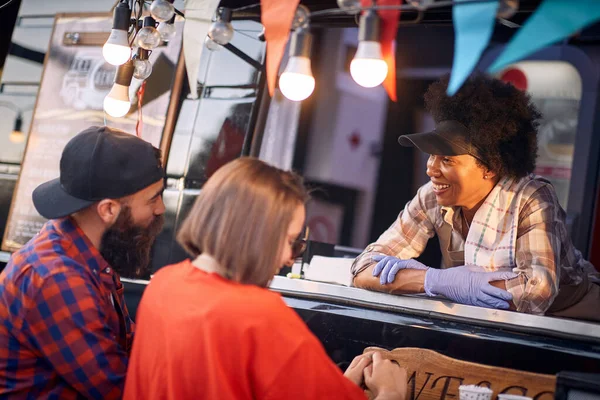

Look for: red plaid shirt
[0,217,134,399]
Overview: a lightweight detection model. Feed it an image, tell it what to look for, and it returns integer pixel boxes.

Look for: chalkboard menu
[1,13,183,251]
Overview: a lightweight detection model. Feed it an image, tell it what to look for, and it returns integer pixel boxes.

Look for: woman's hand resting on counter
[424,266,517,309]
[372,255,429,285]
[369,255,517,309]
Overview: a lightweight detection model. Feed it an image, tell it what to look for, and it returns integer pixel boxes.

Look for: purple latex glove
[424,266,517,309]
[372,255,429,285]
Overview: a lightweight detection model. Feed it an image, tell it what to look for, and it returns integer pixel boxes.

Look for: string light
[132,48,153,80]
[137,16,161,50]
[350,9,388,88]
[9,114,25,144]
[279,28,315,102]
[208,7,234,46]
[102,1,132,66]
[150,0,175,22]
[104,60,134,118]
[157,17,177,42]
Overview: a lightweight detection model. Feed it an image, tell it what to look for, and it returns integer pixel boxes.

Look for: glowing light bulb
[350,41,388,88]
[279,57,315,102]
[10,115,25,144]
[279,28,314,101]
[104,60,133,118]
[137,26,161,50]
[204,36,222,51]
[150,0,175,22]
[133,58,153,80]
[103,30,131,66]
[336,0,361,14]
[157,21,176,42]
[103,2,132,65]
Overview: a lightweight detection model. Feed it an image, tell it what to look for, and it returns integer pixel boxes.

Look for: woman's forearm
[353,265,426,295]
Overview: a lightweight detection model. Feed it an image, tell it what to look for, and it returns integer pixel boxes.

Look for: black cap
[33,126,165,219]
[398,120,484,160]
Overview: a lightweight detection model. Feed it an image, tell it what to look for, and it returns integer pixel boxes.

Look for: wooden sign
[364,347,556,400]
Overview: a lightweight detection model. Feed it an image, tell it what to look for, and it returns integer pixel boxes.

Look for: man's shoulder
[3,227,87,288]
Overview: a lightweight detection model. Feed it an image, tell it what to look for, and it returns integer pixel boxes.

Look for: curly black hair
[424,74,542,179]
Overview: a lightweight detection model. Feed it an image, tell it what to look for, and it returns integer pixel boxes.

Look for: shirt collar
[51,217,111,276]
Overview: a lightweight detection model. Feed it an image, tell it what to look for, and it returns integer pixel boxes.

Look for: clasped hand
[371,255,516,309]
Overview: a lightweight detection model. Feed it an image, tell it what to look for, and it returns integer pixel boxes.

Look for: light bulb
[291,5,310,30]
[10,115,25,144]
[103,2,132,65]
[407,0,435,10]
[336,0,361,15]
[104,84,131,117]
[157,21,176,42]
[103,30,131,66]
[204,36,222,51]
[208,20,234,45]
[279,56,315,101]
[133,58,153,80]
[497,0,519,19]
[150,0,175,22]
[351,41,388,88]
[9,130,25,144]
[104,60,133,118]
[137,26,161,50]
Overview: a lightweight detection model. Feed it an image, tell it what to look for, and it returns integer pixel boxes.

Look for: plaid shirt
[352,178,598,315]
[0,217,134,399]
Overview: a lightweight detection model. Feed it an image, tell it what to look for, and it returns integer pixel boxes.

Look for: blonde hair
[177,157,308,287]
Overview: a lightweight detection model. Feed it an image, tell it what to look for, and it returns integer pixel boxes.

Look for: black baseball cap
[398,120,484,161]
[33,126,165,219]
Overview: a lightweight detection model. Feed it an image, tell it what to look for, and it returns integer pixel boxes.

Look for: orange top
[124,259,366,400]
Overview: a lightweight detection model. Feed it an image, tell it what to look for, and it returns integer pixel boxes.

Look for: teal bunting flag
[447,0,499,96]
[489,0,600,73]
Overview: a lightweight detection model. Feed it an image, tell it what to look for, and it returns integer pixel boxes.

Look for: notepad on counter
[303,256,354,287]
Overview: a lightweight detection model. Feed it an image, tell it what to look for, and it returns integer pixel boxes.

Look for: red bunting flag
[261,0,301,96]
[361,0,400,101]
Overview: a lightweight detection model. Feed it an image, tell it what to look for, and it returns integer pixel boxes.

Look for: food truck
[1,0,599,397]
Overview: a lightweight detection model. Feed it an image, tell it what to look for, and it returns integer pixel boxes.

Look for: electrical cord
[0,0,16,11]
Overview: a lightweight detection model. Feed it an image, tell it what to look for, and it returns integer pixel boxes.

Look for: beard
[100,206,164,279]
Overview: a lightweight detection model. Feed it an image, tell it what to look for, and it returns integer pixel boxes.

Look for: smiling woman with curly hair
[352,74,600,321]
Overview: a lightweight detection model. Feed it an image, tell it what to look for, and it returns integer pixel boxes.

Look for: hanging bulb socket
[13,114,22,133]
[358,9,380,42]
[115,59,135,87]
[10,114,25,144]
[279,28,315,101]
[112,1,132,31]
[289,27,312,59]
[143,15,157,29]
[218,7,233,24]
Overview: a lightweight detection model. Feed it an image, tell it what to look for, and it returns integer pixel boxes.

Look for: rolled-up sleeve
[507,185,562,314]
[351,183,437,276]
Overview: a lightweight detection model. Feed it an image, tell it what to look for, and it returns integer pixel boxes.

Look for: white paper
[303,256,354,287]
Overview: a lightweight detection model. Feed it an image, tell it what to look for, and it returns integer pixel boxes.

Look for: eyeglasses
[291,226,310,259]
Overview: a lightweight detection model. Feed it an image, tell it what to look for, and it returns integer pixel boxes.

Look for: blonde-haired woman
[124,157,406,400]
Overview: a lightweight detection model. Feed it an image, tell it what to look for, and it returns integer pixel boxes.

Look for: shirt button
[93,269,98,275]
[530,279,538,285]
[105,267,111,274]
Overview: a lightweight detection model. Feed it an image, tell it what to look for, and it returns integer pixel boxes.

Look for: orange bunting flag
[361,0,400,101]
[261,0,301,96]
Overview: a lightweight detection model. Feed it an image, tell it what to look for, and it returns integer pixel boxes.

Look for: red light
[500,68,528,91]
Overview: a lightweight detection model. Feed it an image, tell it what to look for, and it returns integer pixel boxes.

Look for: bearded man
[0,126,165,399]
